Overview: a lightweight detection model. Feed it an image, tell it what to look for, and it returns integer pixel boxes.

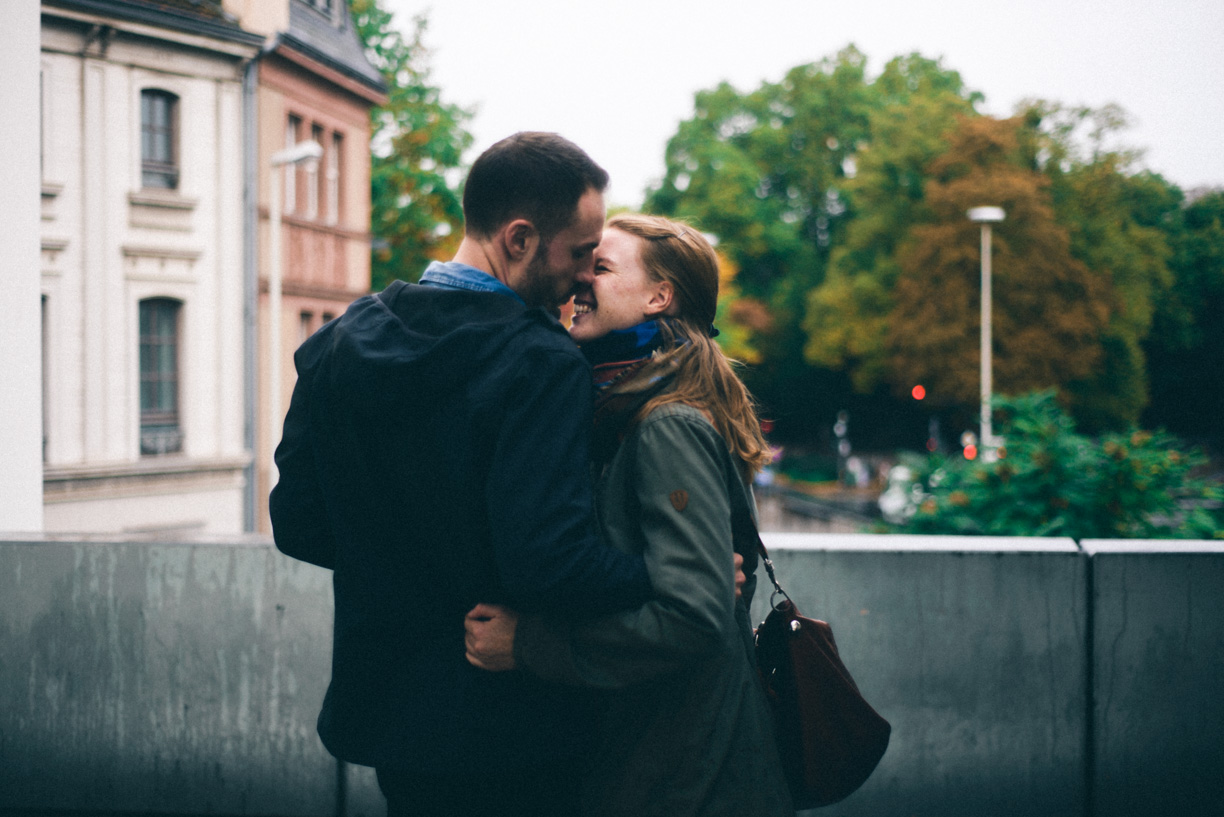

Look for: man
[269,132,652,816]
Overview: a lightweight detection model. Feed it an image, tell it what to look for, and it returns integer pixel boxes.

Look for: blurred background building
[236,0,385,532]
[21,0,383,536]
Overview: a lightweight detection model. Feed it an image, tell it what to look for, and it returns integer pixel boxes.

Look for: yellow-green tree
[805,54,981,392]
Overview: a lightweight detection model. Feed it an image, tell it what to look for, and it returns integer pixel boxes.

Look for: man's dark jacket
[269,279,651,774]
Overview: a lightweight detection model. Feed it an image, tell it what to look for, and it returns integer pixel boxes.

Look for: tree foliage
[887,115,1109,407]
[648,46,878,298]
[351,0,472,290]
[1143,189,1224,441]
[651,45,1221,449]
[1030,102,1174,429]
[648,48,982,439]
[804,55,980,392]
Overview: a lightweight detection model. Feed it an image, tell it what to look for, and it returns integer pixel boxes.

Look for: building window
[307,123,323,219]
[40,70,45,180]
[285,114,301,214]
[327,131,342,224]
[299,310,314,344]
[41,295,49,462]
[305,0,335,19]
[139,298,183,455]
[141,89,179,189]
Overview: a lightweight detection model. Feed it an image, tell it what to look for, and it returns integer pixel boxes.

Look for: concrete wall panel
[0,538,336,815]
[754,534,1087,817]
[1084,541,1224,817]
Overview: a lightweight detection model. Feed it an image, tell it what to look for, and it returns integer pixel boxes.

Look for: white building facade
[39,1,263,534]
[0,0,44,532]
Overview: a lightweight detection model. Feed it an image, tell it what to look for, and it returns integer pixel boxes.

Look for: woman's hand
[465,603,519,671]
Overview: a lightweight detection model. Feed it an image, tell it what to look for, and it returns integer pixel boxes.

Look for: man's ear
[500,219,539,262]
[645,280,676,317]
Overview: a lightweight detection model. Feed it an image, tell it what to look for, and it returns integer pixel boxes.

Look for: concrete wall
[2,534,1222,817]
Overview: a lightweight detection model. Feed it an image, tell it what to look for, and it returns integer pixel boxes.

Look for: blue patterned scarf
[581,319,684,466]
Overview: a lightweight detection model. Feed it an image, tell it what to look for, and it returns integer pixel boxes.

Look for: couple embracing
[271,132,793,817]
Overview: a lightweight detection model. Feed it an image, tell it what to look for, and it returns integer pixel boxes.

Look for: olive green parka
[514,399,794,817]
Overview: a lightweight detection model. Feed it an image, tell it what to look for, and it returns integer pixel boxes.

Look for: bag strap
[755,532,792,608]
[725,459,792,609]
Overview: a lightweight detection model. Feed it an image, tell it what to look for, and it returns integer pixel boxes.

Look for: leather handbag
[754,537,891,809]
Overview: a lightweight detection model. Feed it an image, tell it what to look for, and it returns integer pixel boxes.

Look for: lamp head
[271,140,324,168]
[967,206,1006,223]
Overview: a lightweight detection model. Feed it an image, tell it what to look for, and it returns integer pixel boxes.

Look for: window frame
[138,297,184,456]
[298,310,314,344]
[140,89,180,190]
[284,114,302,214]
[307,123,323,219]
[326,130,342,225]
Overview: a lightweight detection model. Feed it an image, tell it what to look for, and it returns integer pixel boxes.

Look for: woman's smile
[569,228,668,343]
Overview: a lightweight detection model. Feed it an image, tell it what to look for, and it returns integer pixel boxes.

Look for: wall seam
[1083,548,1096,817]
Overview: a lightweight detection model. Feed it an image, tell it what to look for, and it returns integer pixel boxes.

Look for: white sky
[384,0,1224,208]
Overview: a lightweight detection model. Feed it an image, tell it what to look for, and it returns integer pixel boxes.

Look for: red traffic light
[912,385,926,400]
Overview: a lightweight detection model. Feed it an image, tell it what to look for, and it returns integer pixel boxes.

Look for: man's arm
[483,344,651,615]
[269,338,337,570]
[483,409,741,688]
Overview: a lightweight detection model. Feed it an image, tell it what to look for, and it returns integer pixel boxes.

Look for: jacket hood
[298,280,567,413]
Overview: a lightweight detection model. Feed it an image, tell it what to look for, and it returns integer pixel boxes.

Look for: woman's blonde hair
[607,213,772,475]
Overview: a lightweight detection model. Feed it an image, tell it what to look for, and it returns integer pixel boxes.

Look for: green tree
[1144,188,1224,446]
[1029,102,1175,429]
[646,47,890,439]
[351,0,472,290]
[648,47,879,297]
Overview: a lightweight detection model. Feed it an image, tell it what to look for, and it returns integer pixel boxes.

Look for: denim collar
[419,261,523,305]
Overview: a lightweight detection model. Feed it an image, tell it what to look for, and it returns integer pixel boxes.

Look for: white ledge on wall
[761,531,1081,553]
[128,190,198,211]
[121,244,203,261]
[1081,539,1224,555]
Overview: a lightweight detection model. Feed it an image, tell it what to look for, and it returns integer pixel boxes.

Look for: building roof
[44,0,265,48]
[281,0,385,96]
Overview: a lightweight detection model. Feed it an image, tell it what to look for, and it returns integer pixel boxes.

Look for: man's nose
[573,262,595,286]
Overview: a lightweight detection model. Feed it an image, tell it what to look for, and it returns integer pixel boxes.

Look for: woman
[466,213,793,817]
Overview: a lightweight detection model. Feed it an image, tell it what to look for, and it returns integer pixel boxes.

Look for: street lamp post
[967,206,1005,459]
[267,140,323,489]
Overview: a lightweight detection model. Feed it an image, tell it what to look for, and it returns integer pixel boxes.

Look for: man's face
[517,188,606,310]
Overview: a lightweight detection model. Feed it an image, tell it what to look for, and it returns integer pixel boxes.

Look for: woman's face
[570,228,668,344]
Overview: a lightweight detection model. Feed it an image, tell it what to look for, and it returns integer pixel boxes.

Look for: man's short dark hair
[462,132,610,240]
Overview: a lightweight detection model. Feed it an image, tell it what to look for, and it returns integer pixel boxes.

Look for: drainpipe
[241,39,275,533]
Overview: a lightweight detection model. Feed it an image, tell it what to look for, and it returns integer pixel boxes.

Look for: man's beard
[518,245,568,310]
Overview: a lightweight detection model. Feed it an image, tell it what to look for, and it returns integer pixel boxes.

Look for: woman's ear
[645,280,676,317]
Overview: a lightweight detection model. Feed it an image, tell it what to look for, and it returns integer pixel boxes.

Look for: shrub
[881,391,1222,539]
